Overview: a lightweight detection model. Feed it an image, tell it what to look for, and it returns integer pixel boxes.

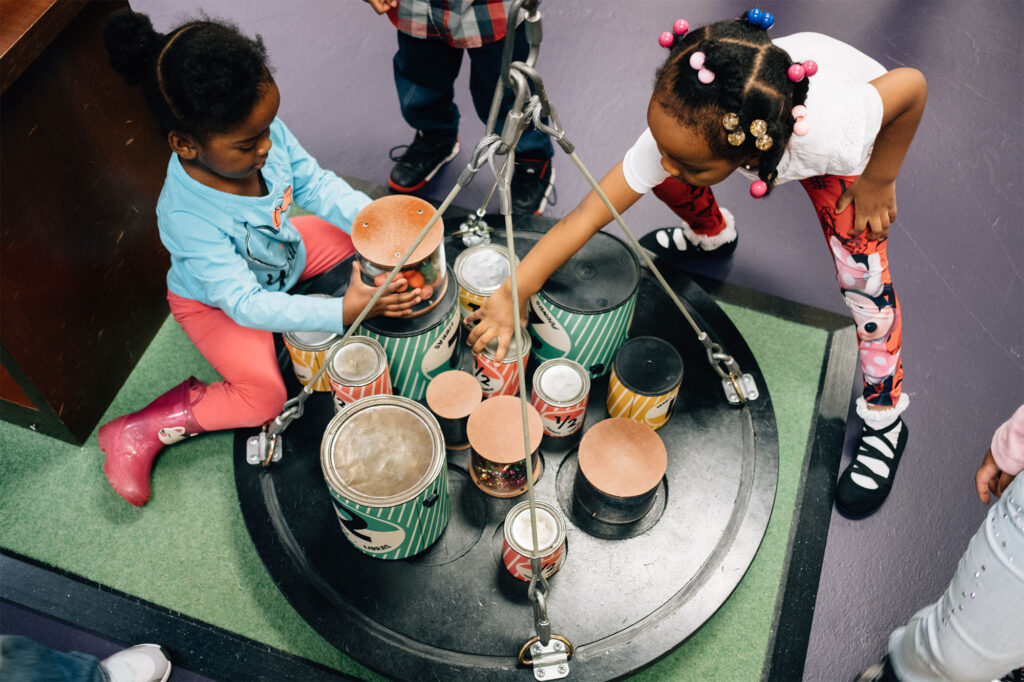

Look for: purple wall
[132,1,1024,679]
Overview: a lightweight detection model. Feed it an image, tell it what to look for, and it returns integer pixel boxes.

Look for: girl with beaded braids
[467,10,927,518]
[97,9,421,507]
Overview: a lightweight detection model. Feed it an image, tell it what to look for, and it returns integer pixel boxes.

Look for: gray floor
[48,1,1024,679]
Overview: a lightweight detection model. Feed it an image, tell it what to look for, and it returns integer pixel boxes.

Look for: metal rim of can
[454,243,516,297]
[611,336,683,397]
[320,394,445,507]
[532,359,591,407]
[325,336,388,388]
[480,327,531,364]
[502,499,566,558]
[283,330,339,352]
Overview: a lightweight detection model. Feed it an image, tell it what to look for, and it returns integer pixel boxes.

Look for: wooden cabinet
[1,0,172,444]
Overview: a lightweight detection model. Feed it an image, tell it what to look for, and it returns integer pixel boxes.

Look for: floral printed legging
[654,175,903,406]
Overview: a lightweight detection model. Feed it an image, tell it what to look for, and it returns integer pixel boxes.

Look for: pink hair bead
[791,105,808,120]
[658,31,675,48]
[673,19,690,36]
[803,60,818,76]
[689,51,705,69]
[787,64,806,82]
[793,119,809,136]
[750,180,768,198]
[698,68,715,84]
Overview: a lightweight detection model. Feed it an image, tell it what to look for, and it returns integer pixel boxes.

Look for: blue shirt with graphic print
[157,118,370,334]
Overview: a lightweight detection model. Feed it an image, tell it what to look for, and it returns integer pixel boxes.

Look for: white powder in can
[463,250,511,292]
[332,342,378,383]
[539,364,584,403]
[511,506,558,552]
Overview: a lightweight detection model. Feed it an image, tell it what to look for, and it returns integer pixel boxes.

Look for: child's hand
[975,448,1016,504]
[343,262,421,325]
[362,0,398,14]
[837,176,898,241]
[464,280,526,362]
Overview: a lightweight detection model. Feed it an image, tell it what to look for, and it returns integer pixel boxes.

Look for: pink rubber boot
[97,377,206,506]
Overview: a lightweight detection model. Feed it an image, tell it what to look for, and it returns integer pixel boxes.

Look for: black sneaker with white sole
[639,226,738,262]
[388,130,460,193]
[835,416,909,518]
[511,156,556,215]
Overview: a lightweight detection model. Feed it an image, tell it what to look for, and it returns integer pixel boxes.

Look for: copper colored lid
[426,370,483,419]
[578,418,667,497]
[466,395,543,464]
[351,195,443,267]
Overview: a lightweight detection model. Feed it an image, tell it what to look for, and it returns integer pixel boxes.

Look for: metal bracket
[246,430,283,466]
[723,373,759,405]
[529,638,569,680]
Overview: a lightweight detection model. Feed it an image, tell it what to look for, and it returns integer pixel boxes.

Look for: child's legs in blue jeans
[393,32,464,139]
[888,475,1024,681]
[800,175,904,407]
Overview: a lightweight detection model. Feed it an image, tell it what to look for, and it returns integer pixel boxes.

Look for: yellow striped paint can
[605,336,683,431]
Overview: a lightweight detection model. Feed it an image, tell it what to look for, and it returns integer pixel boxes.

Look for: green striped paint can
[320,395,449,560]
[526,231,640,379]
[358,265,462,401]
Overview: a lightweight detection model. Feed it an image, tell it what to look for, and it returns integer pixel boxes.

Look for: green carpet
[0,300,826,681]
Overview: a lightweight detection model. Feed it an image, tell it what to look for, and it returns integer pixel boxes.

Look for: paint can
[325,336,392,412]
[606,336,683,431]
[320,395,448,560]
[466,395,544,498]
[351,195,448,317]
[283,329,338,392]
[454,243,515,321]
[531,358,590,450]
[501,500,567,582]
[425,370,482,450]
[527,231,640,378]
[574,418,666,524]
[472,326,531,398]
[358,265,461,402]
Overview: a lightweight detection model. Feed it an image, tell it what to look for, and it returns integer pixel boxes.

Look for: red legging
[167,215,356,431]
[653,175,903,407]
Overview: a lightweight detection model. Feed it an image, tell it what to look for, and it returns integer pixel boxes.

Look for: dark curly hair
[654,15,809,196]
[102,8,273,142]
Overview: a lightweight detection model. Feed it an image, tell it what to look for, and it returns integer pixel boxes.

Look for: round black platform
[234,230,779,681]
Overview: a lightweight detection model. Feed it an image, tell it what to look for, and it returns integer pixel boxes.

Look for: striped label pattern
[502,539,566,581]
[285,346,332,391]
[473,355,521,397]
[605,368,680,431]
[528,293,638,379]
[457,287,487,321]
[360,303,460,401]
[326,466,449,560]
[330,371,393,413]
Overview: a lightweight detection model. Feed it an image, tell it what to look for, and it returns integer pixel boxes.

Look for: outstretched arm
[465,161,643,361]
[837,67,927,240]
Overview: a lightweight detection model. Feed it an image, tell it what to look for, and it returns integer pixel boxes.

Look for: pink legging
[654,175,903,407]
[167,215,355,431]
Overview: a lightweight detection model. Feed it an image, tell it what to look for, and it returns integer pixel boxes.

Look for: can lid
[466,395,543,463]
[326,403,436,500]
[514,232,639,314]
[329,339,384,383]
[481,325,531,361]
[288,330,337,348]
[426,370,482,419]
[455,245,512,294]
[534,359,589,405]
[613,336,683,395]
[508,504,559,552]
[578,418,666,497]
[351,195,443,267]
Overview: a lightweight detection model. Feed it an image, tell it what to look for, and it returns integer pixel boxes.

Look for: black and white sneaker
[511,156,556,215]
[836,395,910,518]
[638,209,738,263]
[855,654,900,682]
[388,130,460,193]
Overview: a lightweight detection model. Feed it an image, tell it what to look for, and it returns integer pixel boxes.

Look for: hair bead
[673,19,690,36]
[749,119,767,136]
[728,130,746,146]
[787,63,805,82]
[745,8,774,30]
[722,112,740,130]
[658,31,675,48]
[750,180,768,198]
[802,60,818,76]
